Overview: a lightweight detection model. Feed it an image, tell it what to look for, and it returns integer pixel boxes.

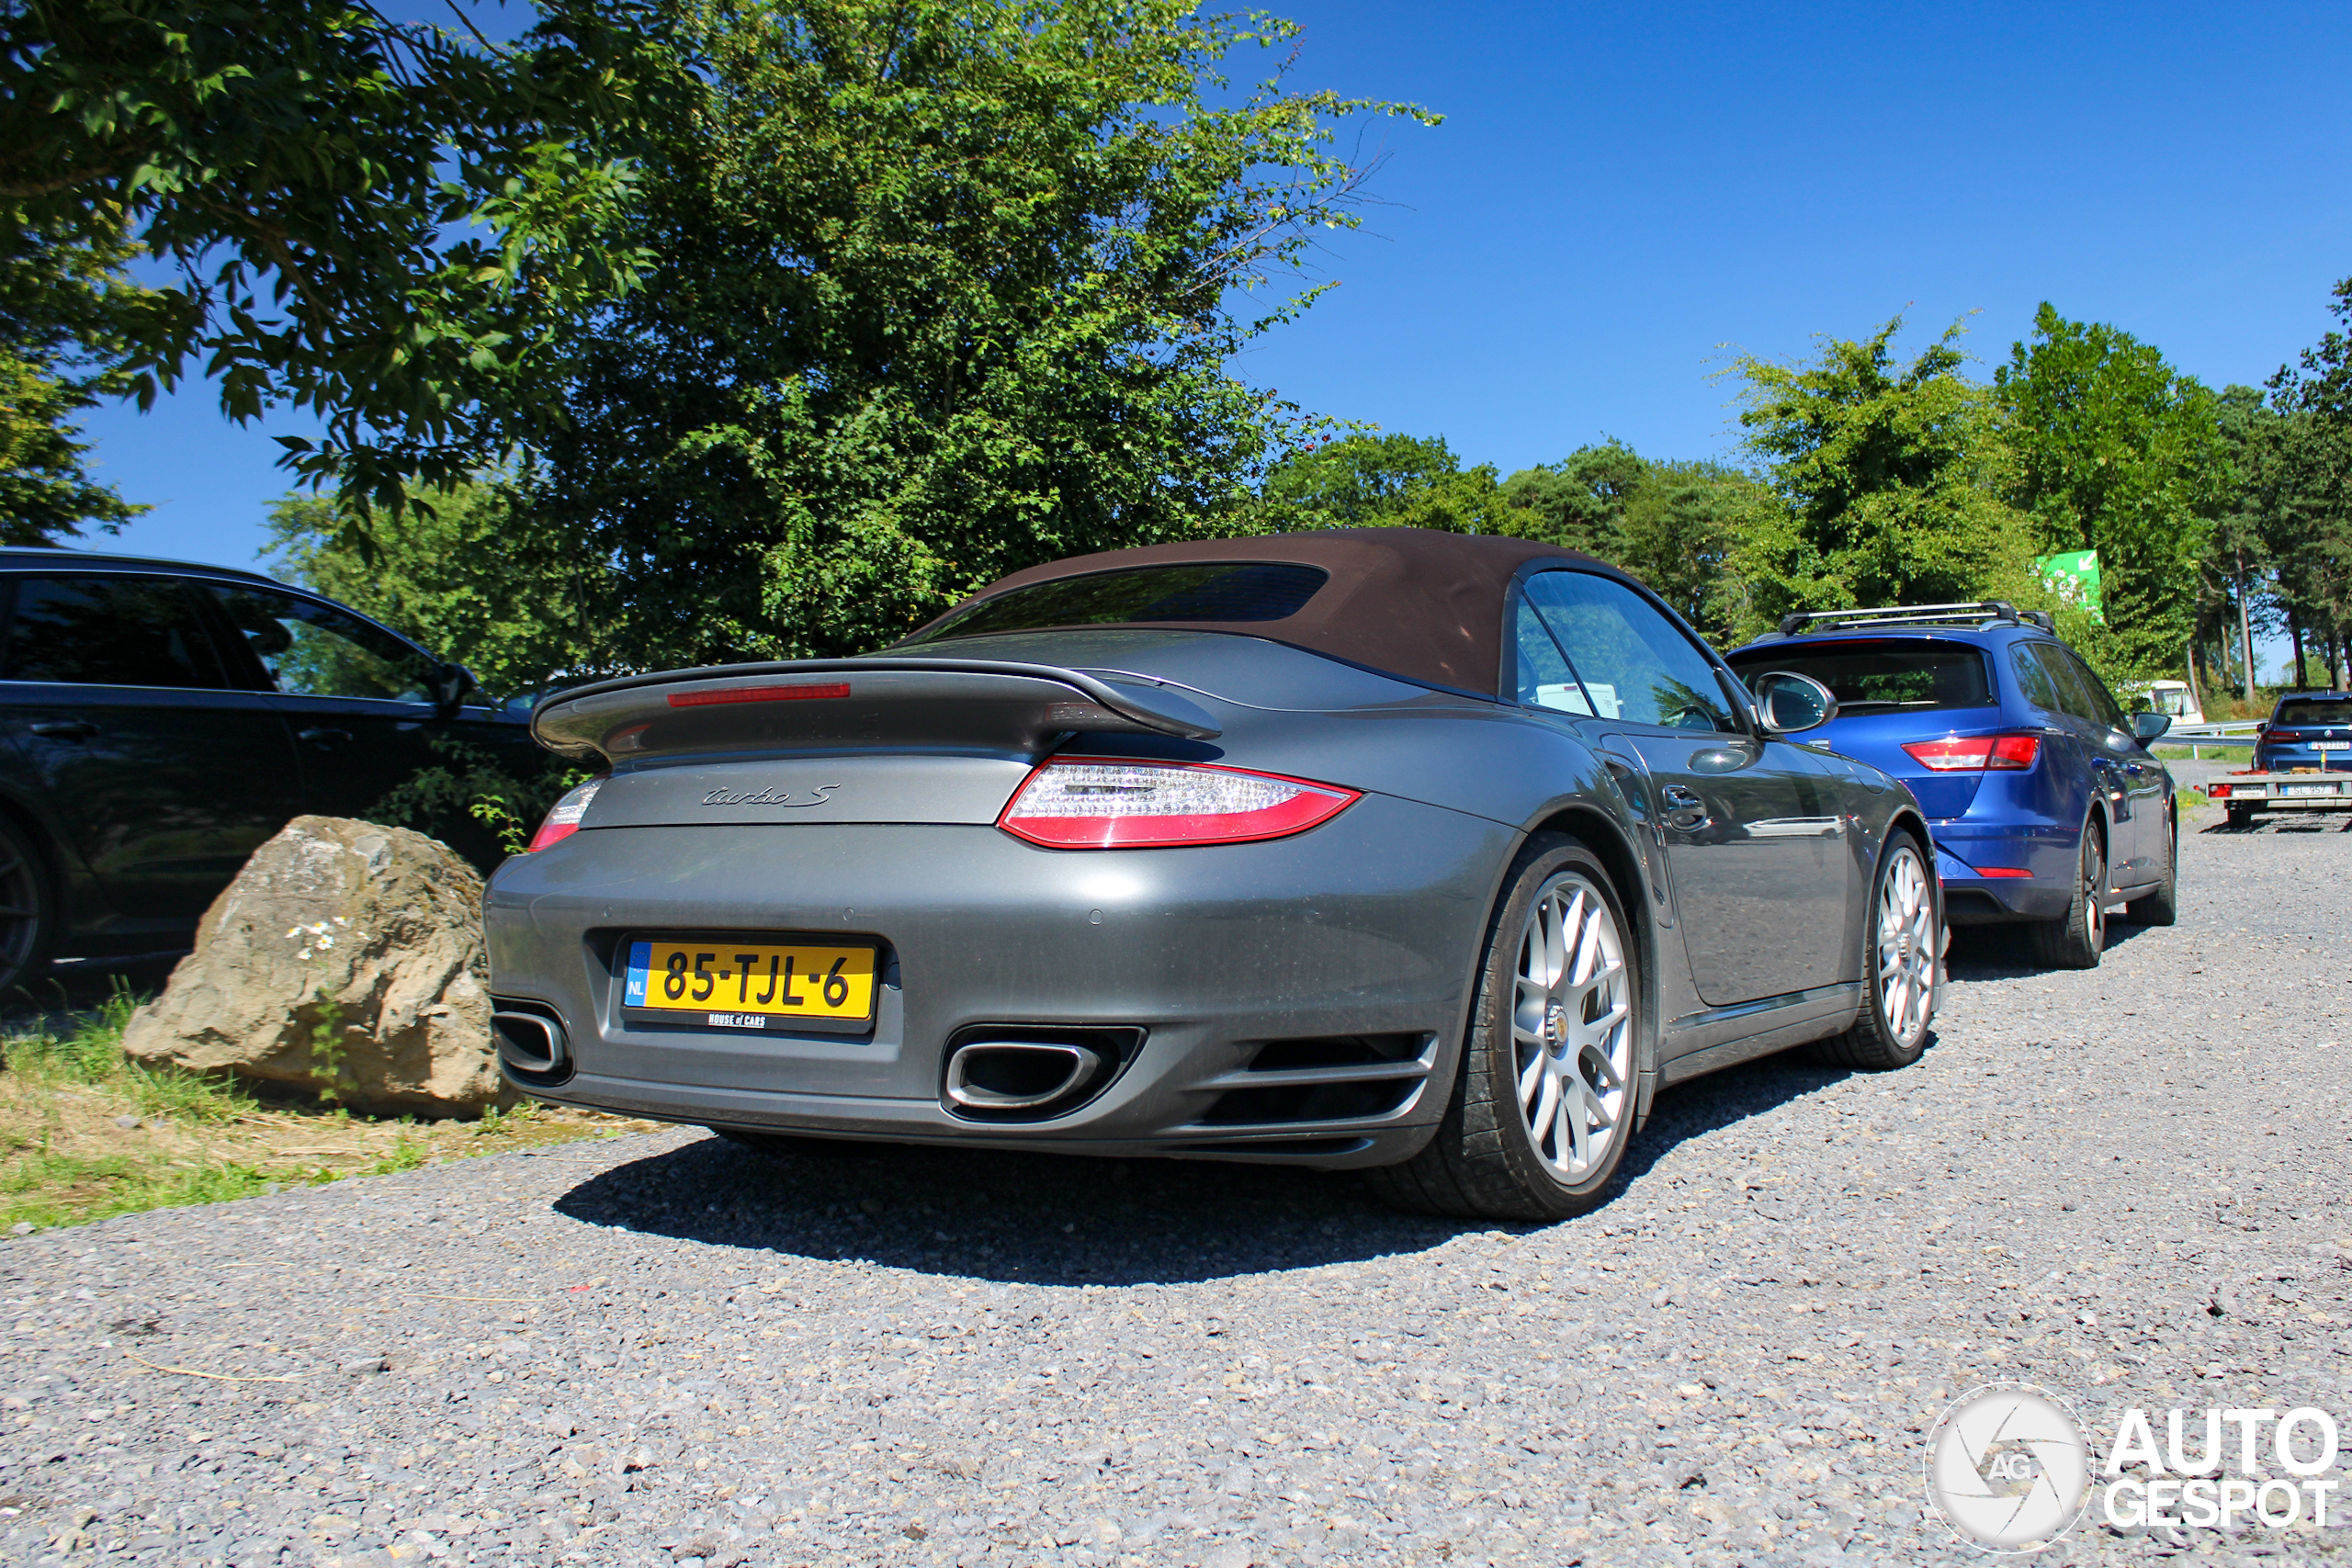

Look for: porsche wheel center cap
[1544,1000,1566,1046]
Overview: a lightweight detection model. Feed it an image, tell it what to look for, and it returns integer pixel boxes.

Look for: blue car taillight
[1900,734,2041,772]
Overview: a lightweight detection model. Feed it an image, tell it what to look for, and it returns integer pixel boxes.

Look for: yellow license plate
[623,939,876,1021]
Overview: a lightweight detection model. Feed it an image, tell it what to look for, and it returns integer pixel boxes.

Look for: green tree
[2266,278,2352,689]
[1722,315,2032,639]
[0,212,155,539]
[1255,433,1504,533]
[1496,441,1644,554]
[1994,304,2223,680]
[1493,441,1756,642]
[264,479,594,698]
[2199,383,2284,700]
[264,479,589,857]
[514,0,1432,669]
[0,0,652,508]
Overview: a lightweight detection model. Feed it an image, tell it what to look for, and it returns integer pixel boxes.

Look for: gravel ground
[1,807,2346,1568]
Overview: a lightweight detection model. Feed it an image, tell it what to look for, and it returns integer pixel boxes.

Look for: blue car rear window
[908,562,1330,643]
[2273,698,2352,727]
[1726,639,1996,713]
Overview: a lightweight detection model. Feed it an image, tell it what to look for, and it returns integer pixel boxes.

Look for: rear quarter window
[1725,640,1996,714]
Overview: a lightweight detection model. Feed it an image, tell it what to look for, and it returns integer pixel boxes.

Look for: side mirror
[430,661,481,714]
[1752,671,1839,735]
[2131,711,2172,742]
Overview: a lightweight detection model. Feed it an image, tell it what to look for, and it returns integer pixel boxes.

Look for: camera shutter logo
[1926,1383,2092,1552]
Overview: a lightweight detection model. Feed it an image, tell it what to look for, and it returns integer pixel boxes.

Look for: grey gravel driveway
[2,808,2346,1568]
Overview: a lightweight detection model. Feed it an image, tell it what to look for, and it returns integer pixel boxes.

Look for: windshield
[2274,697,2352,728]
[904,561,1330,645]
[1725,639,1996,714]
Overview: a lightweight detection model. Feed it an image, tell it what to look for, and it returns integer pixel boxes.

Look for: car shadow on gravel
[1941,919,2154,976]
[551,1134,1495,1285]
[551,1043,1864,1284]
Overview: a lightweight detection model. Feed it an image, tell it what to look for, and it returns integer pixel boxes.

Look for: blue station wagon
[1726,603,2177,969]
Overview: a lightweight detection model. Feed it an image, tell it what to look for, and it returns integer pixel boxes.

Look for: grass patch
[2152,742,2255,759]
[0,981,654,1232]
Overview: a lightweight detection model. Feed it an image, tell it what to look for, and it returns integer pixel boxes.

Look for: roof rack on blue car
[1770,601,2056,637]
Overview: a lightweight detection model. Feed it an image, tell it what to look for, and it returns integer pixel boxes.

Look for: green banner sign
[2034,548,2101,621]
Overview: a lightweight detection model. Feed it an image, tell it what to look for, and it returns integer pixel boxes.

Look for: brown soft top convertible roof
[903,528,1607,695]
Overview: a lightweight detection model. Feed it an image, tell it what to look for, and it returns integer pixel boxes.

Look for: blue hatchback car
[1724,603,2177,969]
[2253,691,2352,774]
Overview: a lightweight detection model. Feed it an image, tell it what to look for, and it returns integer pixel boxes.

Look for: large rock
[121,816,512,1116]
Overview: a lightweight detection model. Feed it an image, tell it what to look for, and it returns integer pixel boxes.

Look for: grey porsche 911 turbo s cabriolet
[485,529,1939,1219]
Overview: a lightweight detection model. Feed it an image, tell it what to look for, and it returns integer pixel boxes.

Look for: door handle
[27,720,96,740]
[298,728,354,748]
[1659,784,1708,829]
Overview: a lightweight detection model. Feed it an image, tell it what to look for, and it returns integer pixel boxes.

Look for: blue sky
[74,0,2352,675]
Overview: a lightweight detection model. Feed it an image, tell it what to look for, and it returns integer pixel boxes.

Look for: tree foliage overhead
[0,212,154,540]
[0,0,652,512]
[1993,304,2222,676]
[514,0,1432,670]
[1721,315,2031,638]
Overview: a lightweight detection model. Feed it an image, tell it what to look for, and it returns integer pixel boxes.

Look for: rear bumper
[1928,824,2075,923]
[482,795,1513,1168]
[2211,775,2352,811]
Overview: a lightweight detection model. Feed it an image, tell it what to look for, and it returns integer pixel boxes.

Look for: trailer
[2205,769,2352,827]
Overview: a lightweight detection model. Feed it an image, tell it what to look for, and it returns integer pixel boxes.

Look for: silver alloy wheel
[1510,871,1632,1182]
[1874,841,1936,1046]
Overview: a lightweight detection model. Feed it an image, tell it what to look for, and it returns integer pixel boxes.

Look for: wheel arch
[1880,802,1945,956]
[0,785,75,909]
[0,785,74,972]
[1524,803,1664,1125]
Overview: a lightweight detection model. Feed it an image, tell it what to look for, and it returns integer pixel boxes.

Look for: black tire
[2027,819,2106,970]
[1812,832,1936,1071]
[1363,834,1642,1223]
[2225,802,2256,829]
[2124,811,2179,926]
[0,814,58,999]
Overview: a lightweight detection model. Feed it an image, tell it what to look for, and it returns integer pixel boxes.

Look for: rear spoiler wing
[531,658,1222,765]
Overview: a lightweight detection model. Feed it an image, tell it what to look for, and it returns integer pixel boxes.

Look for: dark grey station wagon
[0,550,534,988]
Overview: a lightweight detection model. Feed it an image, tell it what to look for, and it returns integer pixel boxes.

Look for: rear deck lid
[531,657,1225,829]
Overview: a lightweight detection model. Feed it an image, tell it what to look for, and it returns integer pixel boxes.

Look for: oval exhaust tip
[492,1009,568,1073]
[944,1042,1102,1111]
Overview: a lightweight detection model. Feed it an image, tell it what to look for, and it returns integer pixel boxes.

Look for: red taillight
[525,779,603,852]
[998,758,1361,849]
[1974,866,2033,878]
[2207,783,2232,798]
[1900,734,2041,772]
[667,682,851,708]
